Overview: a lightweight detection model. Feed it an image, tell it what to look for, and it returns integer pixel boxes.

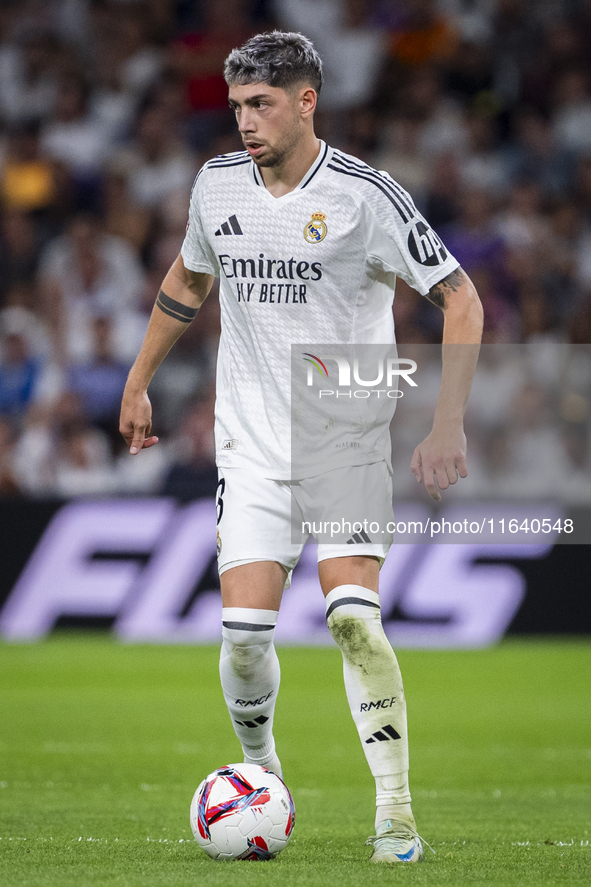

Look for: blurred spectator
[551,68,591,155]
[471,424,518,499]
[466,344,526,428]
[10,389,115,497]
[439,188,505,281]
[375,64,468,155]
[518,285,557,343]
[101,170,151,255]
[0,305,58,433]
[65,316,131,452]
[467,266,517,342]
[489,0,539,106]
[340,106,379,163]
[0,122,56,212]
[574,154,591,224]
[102,3,163,98]
[38,212,146,362]
[39,73,112,205]
[111,104,196,212]
[423,151,462,227]
[444,37,494,105]
[10,391,81,495]
[521,19,585,113]
[555,421,591,503]
[494,180,552,256]
[162,389,218,501]
[49,0,92,49]
[0,296,51,359]
[0,329,41,421]
[89,3,164,142]
[574,0,591,70]
[148,283,220,433]
[115,431,170,494]
[0,416,18,494]
[90,43,141,146]
[437,1,493,45]
[53,417,114,498]
[0,27,58,125]
[506,107,573,197]
[387,0,459,69]
[392,279,431,344]
[506,379,569,495]
[169,0,254,150]
[275,0,385,115]
[543,199,583,323]
[0,212,41,306]
[372,116,431,203]
[569,298,591,344]
[460,107,510,194]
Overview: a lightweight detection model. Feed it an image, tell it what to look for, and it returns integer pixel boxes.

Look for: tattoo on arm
[426,267,466,309]
[156,289,199,323]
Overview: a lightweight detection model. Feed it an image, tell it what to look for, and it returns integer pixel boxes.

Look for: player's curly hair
[224,31,323,95]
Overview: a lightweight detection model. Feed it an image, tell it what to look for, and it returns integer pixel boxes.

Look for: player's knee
[220,608,278,678]
[222,636,268,680]
[221,621,276,682]
[325,585,390,664]
[327,609,384,660]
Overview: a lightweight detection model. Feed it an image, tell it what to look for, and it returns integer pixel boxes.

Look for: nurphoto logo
[302,352,417,399]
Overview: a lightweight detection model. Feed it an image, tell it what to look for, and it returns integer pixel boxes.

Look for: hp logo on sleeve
[407,220,448,266]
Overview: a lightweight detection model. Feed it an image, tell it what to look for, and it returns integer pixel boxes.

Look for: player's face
[228,82,306,168]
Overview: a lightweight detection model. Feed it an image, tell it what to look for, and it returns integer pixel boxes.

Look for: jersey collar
[250,140,331,194]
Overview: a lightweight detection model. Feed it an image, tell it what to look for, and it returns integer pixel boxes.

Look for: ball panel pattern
[190,764,295,861]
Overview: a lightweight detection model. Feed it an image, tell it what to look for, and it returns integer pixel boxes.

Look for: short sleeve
[180,174,219,277]
[362,175,459,295]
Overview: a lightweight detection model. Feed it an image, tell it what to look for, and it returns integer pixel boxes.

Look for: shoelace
[365,829,436,856]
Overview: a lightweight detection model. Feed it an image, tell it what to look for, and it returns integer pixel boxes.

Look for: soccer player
[120,31,483,864]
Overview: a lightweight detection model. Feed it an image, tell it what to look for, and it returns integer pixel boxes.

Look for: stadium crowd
[0,0,589,501]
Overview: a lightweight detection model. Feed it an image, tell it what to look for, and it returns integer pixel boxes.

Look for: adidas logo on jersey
[347,529,372,544]
[365,724,401,744]
[215,214,243,236]
[222,439,239,450]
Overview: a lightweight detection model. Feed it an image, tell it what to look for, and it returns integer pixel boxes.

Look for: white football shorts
[216,462,394,588]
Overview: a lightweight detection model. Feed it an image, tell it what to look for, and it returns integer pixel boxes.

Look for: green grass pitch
[0,636,590,886]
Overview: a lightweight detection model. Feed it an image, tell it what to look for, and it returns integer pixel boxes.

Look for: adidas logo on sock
[347,529,372,544]
[365,723,401,743]
[235,715,269,728]
[215,214,243,236]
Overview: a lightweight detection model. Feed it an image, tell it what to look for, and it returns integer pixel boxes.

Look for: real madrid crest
[304,211,327,244]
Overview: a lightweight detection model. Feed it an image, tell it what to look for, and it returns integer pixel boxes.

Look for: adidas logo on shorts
[347,529,372,544]
[222,439,239,450]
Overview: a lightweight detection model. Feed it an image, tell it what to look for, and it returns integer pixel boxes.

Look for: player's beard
[249,115,302,169]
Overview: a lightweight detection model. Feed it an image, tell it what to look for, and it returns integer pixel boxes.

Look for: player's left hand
[410,424,468,502]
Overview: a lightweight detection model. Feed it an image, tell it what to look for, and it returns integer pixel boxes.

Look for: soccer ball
[190,763,295,861]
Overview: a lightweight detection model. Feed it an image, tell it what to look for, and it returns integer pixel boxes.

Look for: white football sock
[325,585,414,830]
[220,607,282,777]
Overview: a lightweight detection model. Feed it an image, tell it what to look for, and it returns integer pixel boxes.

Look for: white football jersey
[181,141,459,479]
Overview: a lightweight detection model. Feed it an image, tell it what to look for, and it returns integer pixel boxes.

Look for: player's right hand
[119,389,159,455]
[410,424,467,502]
